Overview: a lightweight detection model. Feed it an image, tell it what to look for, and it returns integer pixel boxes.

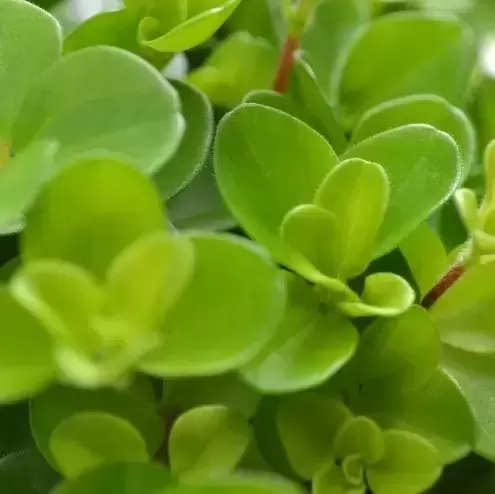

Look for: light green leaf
[343,124,460,257]
[169,405,249,482]
[53,463,174,494]
[13,46,183,174]
[215,103,339,267]
[139,0,242,53]
[352,94,476,182]
[301,0,370,105]
[0,0,61,138]
[358,369,476,464]
[431,262,495,353]
[277,393,352,479]
[189,32,278,108]
[0,140,58,232]
[154,80,213,200]
[367,430,442,494]
[399,222,449,297]
[454,188,480,232]
[339,273,415,318]
[0,287,54,403]
[313,461,365,494]
[140,233,285,376]
[334,416,385,465]
[315,158,389,279]
[351,306,440,393]
[49,412,148,478]
[473,74,495,151]
[241,273,358,394]
[30,381,163,469]
[335,13,476,123]
[22,157,165,278]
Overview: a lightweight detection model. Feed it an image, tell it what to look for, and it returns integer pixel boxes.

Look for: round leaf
[241,273,358,394]
[342,124,460,257]
[139,233,285,376]
[13,46,183,174]
[154,80,213,200]
[22,157,165,278]
[169,405,249,482]
[335,13,476,122]
[49,412,148,478]
[215,103,339,266]
[0,287,54,403]
[367,430,442,494]
[313,461,365,494]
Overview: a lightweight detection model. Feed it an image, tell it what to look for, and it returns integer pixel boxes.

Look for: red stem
[422,264,466,309]
[273,36,300,93]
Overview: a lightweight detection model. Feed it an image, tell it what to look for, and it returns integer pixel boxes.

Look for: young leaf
[431,262,495,353]
[169,405,249,482]
[0,287,55,403]
[277,394,351,480]
[367,430,442,494]
[335,13,476,123]
[189,32,278,108]
[313,461,365,494]
[215,103,339,267]
[22,157,165,278]
[315,158,389,279]
[352,95,476,182]
[241,273,358,394]
[351,306,440,393]
[53,463,174,494]
[342,124,460,257]
[358,369,476,464]
[49,412,148,478]
[0,0,61,138]
[339,273,415,318]
[154,81,213,200]
[30,381,164,469]
[13,46,184,174]
[139,233,285,376]
[138,0,242,53]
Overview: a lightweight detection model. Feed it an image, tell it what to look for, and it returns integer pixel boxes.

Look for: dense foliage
[1,0,495,492]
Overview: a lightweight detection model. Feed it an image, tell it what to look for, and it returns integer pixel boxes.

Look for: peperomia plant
[2,0,495,493]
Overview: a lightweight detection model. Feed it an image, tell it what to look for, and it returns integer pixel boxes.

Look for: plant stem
[422,263,466,309]
[273,35,300,93]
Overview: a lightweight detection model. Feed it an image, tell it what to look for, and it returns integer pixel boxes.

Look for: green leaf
[399,222,449,297]
[215,103,339,267]
[13,46,183,174]
[301,0,370,105]
[0,402,31,455]
[241,273,358,394]
[189,32,278,108]
[169,405,249,482]
[0,140,58,232]
[353,95,476,182]
[339,273,415,318]
[313,461,365,494]
[53,463,174,494]
[333,416,385,465]
[139,233,285,376]
[139,0,242,53]
[473,75,495,151]
[358,369,476,464]
[442,346,495,460]
[49,412,148,478]
[277,393,352,479]
[335,13,476,123]
[30,381,163,469]
[351,306,440,393]
[315,158,389,279]
[22,157,165,278]
[154,80,213,200]
[367,430,442,494]
[431,262,495,353]
[0,0,61,138]
[164,373,260,419]
[0,287,54,403]
[342,125,460,257]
